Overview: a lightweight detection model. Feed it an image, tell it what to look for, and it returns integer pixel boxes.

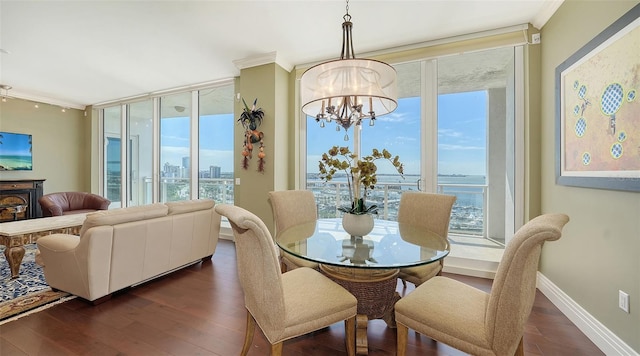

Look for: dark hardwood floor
[0,240,603,355]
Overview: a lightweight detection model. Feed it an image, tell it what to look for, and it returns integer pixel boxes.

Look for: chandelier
[299,0,397,141]
[0,84,11,102]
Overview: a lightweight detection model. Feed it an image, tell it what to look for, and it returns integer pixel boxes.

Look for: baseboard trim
[537,272,638,356]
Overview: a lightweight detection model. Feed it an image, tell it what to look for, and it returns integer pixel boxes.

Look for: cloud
[376,111,410,123]
[394,136,417,142]
[438,143,485,150]
[438,128,463,138]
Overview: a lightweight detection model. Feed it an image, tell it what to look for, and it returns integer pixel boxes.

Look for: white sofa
[36,199,221,303]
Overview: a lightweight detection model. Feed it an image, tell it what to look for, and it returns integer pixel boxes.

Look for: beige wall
[234,62,291,235]
[3,2,639,350]
[540,0,640,351]
[0,99,90,194]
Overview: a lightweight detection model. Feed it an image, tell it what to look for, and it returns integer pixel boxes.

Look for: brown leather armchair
[39,192,110,217]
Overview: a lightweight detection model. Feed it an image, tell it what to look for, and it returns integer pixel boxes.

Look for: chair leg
[240,311,256,356]
[270,342,283,356]
[345,316,356,356]
[514,336,524,356]
[396,322,408,356]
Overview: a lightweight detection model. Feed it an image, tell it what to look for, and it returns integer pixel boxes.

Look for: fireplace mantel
[0,179,45,222]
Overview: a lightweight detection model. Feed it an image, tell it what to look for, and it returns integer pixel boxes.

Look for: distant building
[162,162,180,177]
[209,165,221,178]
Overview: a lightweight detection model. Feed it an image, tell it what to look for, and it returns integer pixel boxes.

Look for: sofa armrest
[37,233,80,253]
[38,196,64,217]
[83,194,111,210]
[36,227,115,301]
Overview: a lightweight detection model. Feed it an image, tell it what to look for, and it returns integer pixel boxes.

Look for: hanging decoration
[238,98,266,172]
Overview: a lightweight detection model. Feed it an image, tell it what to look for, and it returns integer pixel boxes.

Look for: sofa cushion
[80,203,169,236]
[166,199,215,215]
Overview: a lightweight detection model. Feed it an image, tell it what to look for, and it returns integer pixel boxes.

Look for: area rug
[0,244,75,324]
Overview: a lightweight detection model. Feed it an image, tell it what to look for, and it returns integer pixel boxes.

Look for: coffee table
[0,214,87,278]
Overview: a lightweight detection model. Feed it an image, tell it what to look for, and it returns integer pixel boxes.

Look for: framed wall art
[555,3,640,192]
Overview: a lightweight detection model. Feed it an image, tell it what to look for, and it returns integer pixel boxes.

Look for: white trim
[233,51,293,72]
[190,91,199,199]
[537,272,637,356]
[296,24,530,71]
[92,78,235,108]
[7,89,86,110]
[531,1,564,30]
[514,46,526,231]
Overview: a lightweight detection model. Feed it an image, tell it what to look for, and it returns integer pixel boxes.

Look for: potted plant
[319,146,404,236]
[238,98,266,171]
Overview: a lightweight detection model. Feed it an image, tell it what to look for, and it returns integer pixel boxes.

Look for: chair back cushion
[268,190,317,235]
[485,213,569,355]
[214,204,286,337]
[397,192,456,237]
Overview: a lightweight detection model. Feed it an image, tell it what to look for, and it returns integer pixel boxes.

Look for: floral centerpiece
[318,146,404,215]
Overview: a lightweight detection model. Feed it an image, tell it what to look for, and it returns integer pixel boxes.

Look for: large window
[198,86,235,204]
[100,82,234,207]
[160,92,192,202]
[103,106,122,208]
[304,46,521,245]
[128,100,153,206]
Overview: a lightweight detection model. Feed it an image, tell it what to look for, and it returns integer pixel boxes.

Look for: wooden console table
[0,213,86,278]
[0,179,45,222]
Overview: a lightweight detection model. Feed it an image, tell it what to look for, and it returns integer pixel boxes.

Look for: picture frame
[555,4,640,192]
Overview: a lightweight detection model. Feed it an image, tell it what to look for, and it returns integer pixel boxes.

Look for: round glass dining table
[276,218,450,269]
[275,218,450,355]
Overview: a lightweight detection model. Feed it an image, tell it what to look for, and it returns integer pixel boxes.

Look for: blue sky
[0,131,32,156]
[159,90,488,177]
[307,91,488,177]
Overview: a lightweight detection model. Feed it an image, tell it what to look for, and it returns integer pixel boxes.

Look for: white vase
[342,213,374,237]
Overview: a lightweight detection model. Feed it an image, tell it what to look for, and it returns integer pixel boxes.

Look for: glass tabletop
[276,218,450,269]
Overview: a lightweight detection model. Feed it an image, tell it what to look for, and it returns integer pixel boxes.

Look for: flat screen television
[0,131,33,171]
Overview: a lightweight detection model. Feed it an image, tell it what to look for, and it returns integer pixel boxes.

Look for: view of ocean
[307,174,487,236]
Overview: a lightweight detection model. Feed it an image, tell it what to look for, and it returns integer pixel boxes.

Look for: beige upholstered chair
[268,190,319,271]
[395,213,569,356]
[396,191,456,287]
[214,204,357,356]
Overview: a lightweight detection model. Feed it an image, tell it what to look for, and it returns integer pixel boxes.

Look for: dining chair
[395,213,569,356]
[268,190,319,271]
[396,191,456,287]
[214,204,357,356]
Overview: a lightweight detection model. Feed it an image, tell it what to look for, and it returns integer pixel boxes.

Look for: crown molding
[531,0,564,29]
[7,89,86,110]
[233,51,293,72]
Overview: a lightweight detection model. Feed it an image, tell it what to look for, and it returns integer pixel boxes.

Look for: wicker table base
[319,265,401,355]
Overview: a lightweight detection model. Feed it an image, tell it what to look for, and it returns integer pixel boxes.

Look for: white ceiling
[0,0,563,110]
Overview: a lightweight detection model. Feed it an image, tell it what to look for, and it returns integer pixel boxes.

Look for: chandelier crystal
[300,1,397,141]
